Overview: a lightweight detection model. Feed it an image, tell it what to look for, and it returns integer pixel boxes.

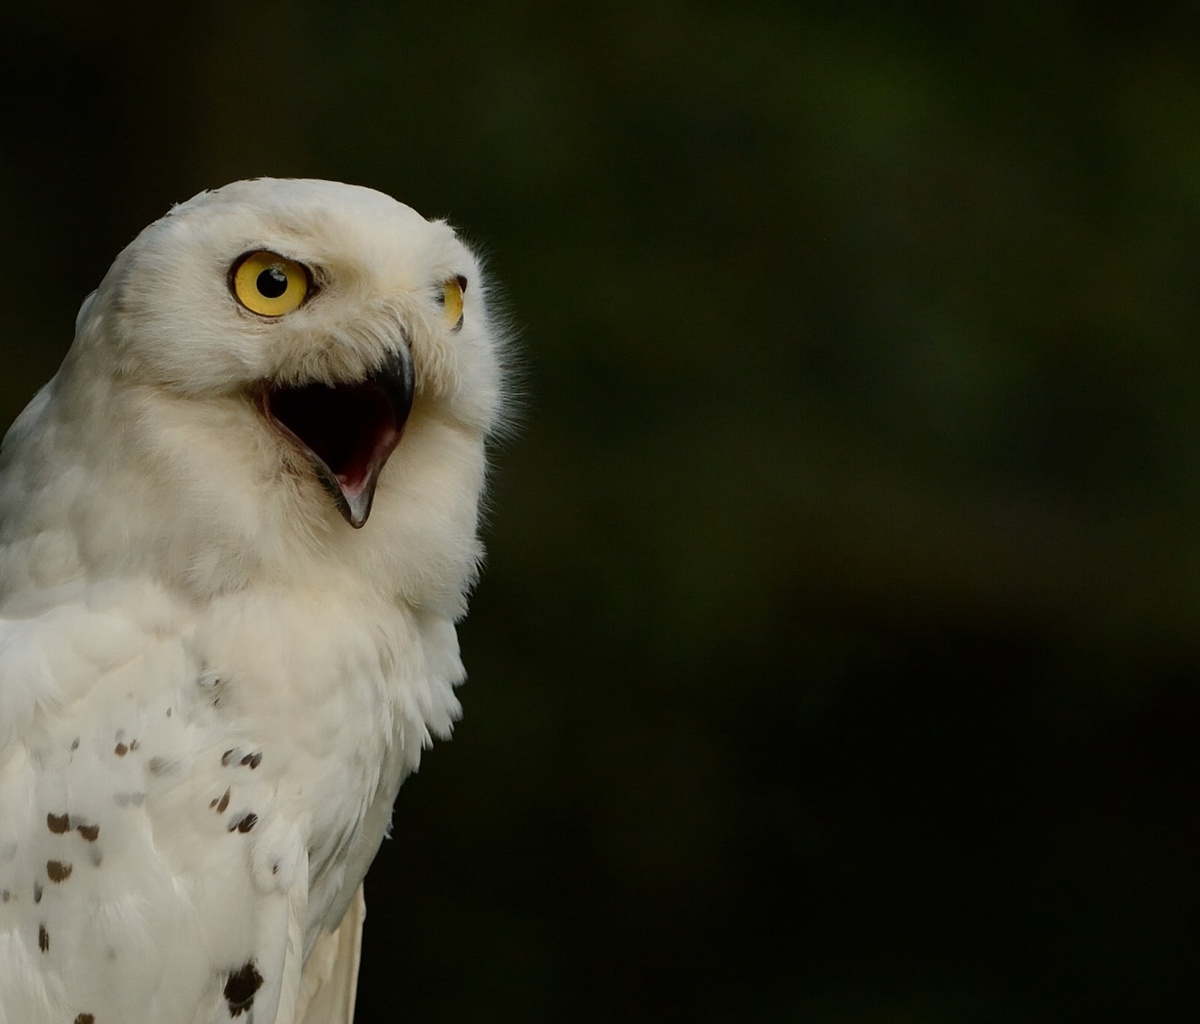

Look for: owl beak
[263,346,415,528]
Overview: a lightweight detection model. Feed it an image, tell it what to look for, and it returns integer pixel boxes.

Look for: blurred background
[2,1,1199,1020]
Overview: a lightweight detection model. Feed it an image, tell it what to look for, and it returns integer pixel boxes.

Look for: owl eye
[439,275,467,330]
[231,251,310,316]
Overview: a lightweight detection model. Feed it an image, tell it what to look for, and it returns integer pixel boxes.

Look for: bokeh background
[3,2,1199,1020]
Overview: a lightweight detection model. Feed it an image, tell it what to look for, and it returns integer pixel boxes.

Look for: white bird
[0,178,506,1023]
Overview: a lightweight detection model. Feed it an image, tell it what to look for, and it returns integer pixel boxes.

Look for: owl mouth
[262,348,415,528]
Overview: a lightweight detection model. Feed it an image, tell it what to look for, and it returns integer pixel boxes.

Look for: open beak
[262,347,415,527]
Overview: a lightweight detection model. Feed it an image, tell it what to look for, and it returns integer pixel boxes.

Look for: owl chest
[0,585,439,1009]
[11,608,403,872]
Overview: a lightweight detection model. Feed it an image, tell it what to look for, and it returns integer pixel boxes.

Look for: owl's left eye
[231,251,310,317]
[438,275,467,330]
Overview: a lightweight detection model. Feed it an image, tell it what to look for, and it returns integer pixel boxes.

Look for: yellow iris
[441,276,465,329]
[232,251,309,316]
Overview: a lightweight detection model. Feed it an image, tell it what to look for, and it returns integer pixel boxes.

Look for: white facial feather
[0,179,507,1024]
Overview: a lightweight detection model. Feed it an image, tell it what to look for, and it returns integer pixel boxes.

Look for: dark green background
[2,2,1198,1020]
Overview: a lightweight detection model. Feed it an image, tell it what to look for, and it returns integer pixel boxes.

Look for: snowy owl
[0,178,506,1023]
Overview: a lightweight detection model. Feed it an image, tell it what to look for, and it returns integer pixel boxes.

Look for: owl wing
[292,885,365,1024]
[0,593,308,1024]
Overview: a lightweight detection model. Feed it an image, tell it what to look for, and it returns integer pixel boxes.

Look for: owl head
[2,179,508,602]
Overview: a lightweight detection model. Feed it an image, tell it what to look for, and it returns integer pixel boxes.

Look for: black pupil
[257,266,289,299]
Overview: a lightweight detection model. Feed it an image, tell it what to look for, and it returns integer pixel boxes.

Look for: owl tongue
[264,347,415,528]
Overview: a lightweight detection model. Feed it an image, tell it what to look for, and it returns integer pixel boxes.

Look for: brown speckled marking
[77,823,100,842]
[210,788,231,814]
[166,707,173,717]
[38,924,49,952]
[230,813,258,834]
[221,749,236,766]
[129,739,139,751]
[239,752,263,769]
[33,882,43,903]
[1,889,11,902]
[148,756,171,775]
[114,743,129,757]
[70,737,80,751]
[47,860,72,882]
[224,960,263,1017]
[47,813,70,834]
[75,1014,95,1024]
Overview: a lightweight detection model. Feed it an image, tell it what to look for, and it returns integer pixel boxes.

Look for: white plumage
[0,179,505,1023]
